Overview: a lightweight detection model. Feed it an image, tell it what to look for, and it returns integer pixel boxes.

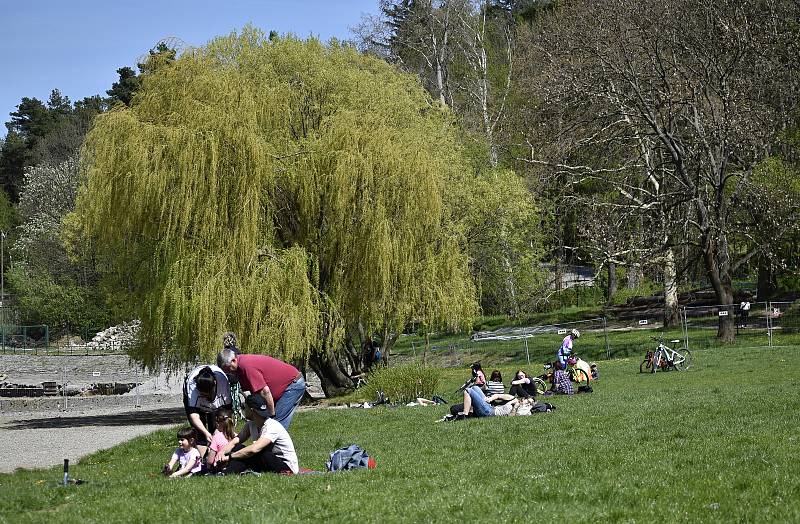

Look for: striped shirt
[486,381,505,395]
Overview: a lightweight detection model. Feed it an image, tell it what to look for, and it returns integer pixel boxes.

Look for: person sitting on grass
[204,408,237,472]
[471,362,487,391]
[216,393,299,475]
[163,427,202,478]
[550,363,574,395]
[509,370,538,398]
[486,370,505,396]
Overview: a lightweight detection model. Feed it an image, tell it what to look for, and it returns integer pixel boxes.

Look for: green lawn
[3,346,799,523]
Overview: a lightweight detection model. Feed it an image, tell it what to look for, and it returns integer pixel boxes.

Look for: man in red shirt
[217,350,306,430]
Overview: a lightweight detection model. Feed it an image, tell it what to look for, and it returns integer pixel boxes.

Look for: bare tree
[514,0,800,339]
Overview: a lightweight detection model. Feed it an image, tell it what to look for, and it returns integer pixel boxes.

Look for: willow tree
[72,28,477,395]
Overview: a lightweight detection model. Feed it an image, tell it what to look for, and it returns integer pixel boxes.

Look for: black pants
[222,444,291,474]
[509,384,534,398]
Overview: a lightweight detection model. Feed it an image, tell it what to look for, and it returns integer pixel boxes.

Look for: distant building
[541,264,597,290]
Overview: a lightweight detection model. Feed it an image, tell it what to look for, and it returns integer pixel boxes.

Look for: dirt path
[1,401,184,474]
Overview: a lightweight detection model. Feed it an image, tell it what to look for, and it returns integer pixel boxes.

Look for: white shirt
[243,418,299,474]
[184,364,231,412]
[493,401,516,417]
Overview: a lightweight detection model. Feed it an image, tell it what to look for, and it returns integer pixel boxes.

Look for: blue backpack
[326,445,375,472]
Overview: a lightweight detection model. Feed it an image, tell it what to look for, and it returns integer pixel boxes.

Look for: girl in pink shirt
[206,408,236,471]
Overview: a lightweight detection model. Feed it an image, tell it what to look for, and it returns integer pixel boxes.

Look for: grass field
[2,345,799,523]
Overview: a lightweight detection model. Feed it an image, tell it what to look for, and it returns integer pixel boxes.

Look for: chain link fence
[681,301,800,349]
[0,354,184,413]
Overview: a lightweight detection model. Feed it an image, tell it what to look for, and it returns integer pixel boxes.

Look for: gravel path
[1,400,185,474]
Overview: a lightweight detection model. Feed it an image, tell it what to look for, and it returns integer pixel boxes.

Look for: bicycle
[640,337,692,373]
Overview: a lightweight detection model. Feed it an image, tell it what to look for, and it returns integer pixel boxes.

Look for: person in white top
[163,427,202,478]
[183,365,232,458]
[740,301,751,327]
[216,393,299,475]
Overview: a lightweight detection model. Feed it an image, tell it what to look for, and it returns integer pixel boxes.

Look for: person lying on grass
[163,427,202,478]
[216,393,299,475]
[458,385,524,418]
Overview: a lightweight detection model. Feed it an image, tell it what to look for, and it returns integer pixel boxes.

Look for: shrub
[364,364,441,404]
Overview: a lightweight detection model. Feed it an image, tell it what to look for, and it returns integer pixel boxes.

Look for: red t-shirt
[236,354,299,400]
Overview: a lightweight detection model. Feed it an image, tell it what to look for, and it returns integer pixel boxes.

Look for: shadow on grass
[6,407,184,429]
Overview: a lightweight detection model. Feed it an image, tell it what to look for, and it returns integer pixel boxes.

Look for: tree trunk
[702,236,735,342]
[606,261,617,302]
[756,258,775,301]
[627,263,642,289]
[663,249,680,327]
[308,345,352,397]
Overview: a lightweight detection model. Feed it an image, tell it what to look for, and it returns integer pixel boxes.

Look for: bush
[364,364,441,404]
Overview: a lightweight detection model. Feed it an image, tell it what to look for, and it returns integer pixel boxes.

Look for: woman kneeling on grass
[216,394,299,475]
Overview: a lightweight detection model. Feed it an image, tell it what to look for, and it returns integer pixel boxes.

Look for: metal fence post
[767,301,773,348]
[524,338,530,365]
[682,307,689,350]
[603,316,610,359]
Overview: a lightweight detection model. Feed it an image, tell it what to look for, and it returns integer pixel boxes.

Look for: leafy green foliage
[362,364,441,403]
[5,265,109,334]
[445,167,546,315]
[7,155,110,335]
[73,28,478,370]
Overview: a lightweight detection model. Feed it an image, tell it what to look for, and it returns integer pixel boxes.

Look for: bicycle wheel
[571,368,590,388]
[673,348,693,371]
[531,377,548,395]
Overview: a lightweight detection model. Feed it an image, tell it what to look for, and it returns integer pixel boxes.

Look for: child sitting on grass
[205,408,236,471]
[163,427,202,478]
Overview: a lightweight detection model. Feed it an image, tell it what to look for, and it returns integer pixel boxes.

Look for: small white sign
[718,310,728,317]
[557,329,567,335]
[92,371,101,377]
[638,320,648,325]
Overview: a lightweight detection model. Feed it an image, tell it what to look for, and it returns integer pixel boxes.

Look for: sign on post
[638,320,648,325]
[557,329,567,335]
[718,310,728,317]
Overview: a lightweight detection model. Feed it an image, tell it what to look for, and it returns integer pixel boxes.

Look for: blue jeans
[467,386,494,417]
[273,377,306,430]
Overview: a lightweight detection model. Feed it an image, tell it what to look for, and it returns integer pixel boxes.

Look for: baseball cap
[245,394,272,418]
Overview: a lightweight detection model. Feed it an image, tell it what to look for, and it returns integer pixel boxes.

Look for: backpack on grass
[326,445,376,472]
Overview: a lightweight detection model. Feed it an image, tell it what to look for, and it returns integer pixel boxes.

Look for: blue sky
[0,0,378,138]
